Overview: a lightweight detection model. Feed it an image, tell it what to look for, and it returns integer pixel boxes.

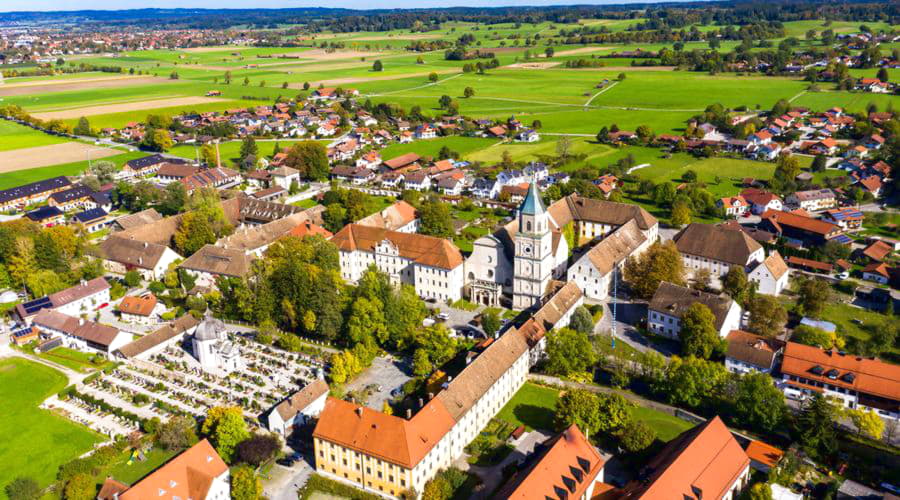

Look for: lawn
[0,358,103,493]
[379,136,497,161]
[98,447,178,488]
[496,382,560,431]
[39,346,116,373]
[0,121,69,152]
[629,405,694,442]
[814,301,898,362]
[0,150,145,190]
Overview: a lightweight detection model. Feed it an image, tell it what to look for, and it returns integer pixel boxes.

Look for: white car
[836,272,850,280]
[436,313,450,321]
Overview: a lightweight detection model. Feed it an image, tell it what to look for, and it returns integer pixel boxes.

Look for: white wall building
[648,282,742,339]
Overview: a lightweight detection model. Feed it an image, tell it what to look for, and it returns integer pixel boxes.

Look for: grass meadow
[0,358,103,494]
[0,121,69,152]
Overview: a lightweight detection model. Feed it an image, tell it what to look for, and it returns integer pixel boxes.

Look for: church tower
[512,182,553,310]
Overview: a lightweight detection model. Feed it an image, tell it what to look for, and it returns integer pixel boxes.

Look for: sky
[3,0,669,13]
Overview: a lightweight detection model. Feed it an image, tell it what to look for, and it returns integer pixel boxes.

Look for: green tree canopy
[546,327,597,376]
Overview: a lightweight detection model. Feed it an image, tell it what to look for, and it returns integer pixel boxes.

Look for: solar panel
[22,296,52,315]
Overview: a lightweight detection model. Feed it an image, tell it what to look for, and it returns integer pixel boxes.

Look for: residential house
[96,237,182,280]
[760,210,843,247]
[787,189,837,212]
[0,176,71,211]
[718,195,749,217]
[13,277,111,324]
[25,206,64,226]
[648,282,742,340]
[747,251,790,296]
[822,208,864,231]
[356,201,419,233]
[515,129,540,142]
[178,244,253,288]
[404,171,431,191]
[118,294,159,325]
[72,208,110,233]
[270,166,300,190]
[331,165,374,185]
[114,439,230,500]
[740,189,783,214]
[862,262,890,284]
[725,330,785,375]
[267,379,329,436]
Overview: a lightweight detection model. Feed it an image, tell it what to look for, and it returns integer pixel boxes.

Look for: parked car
[436,312,450,321]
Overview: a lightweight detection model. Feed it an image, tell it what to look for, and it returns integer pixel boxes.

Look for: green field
[0,358,103,494]
[0,150,144,190]
[380,136,498,160]
[0,121,69,152]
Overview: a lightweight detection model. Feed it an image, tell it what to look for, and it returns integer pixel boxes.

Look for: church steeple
[519,181,545,216]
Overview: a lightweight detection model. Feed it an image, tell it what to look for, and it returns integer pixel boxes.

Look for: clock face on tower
[522,243,532,255]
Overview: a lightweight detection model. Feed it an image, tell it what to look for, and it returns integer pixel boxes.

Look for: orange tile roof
[119,439,228,500]
[745,440,783,469]
[620,417,748,500]
[288,221,333,239]
[863,240,893,262]
[781,342,900,401]
[761,210,841,237]
[331,224,463,270]
[502,425,605,499]
[118,294,158,317]
[313,397,455,468]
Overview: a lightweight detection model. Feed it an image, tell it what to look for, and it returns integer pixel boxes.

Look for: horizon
[1,0,698,15]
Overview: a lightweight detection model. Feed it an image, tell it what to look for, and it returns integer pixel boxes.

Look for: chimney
[428,392,434,400]
[418,398,424,408]
[78,318,85,326]
[355,407,363,417]
[406,409,412,420]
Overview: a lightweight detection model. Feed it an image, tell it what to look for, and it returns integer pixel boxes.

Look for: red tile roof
[782,342,900,401]
[119,439,228,500]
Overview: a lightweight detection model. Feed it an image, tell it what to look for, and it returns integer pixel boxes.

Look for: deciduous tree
[546,327,597,376]
[202,406,250,463]
[747,295,787,337]
[230,465,262,500]
[730,372,786,432]
[615,420,656,453]
[624,241,685,299]
[679,303,721,359]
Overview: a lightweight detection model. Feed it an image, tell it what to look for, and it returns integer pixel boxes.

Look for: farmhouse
[32,309,131,355]
[648,282,741,340]
[673,223,764,278]
[96,237,182,280]
[268,379,329,436]
[115,439,230,500]
[725,330,785,375]
[787,188,837,212]
[13,277,111,324]
[117,294,159,325]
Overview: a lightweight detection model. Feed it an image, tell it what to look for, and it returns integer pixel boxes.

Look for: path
[788,90,807,103]
[455,430,551,498]
[583,81,619,107]
[367,72,464,97]
[0,344,89,385]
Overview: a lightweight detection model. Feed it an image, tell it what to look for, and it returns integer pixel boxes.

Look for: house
[96,237,182,280]
[495,425,605,499]
[857,175,883,197]
[332,224,464,302]
[356,151,382,169]
[404,171,431,191]
[0,176,71,211]
[787,188,837,212]
[760,210,843,247]
[270,166,300,190]
[267,379,329,436]
[748,251,790,296]
[748,130,773,145]
[48,185,98,211]
[740,188,783,214]
[25,206,64,226]
[617,416,750,499]
[113,439,230,500]
[32,309,131,355]
[157,162,200,184]
[120,154,177,179]
[118,294,159,325]
[780,342,900,420]
[357,201,419,233]
[178,244,253,288]
[331,165,374,185]
[725,330,785,374]
[567,220,650,300]
[72,207,110,233]
[717,195,749,217]
[515,129,540,142]
[112,208,162,232]
[382,153,421,172]
[858,239,892,266]
[673,223,765,279]
[744,440,784,474]
[862,262,890,284]
[381,172,405,188]
[436,175,464,196]
[822,208,864,231]
[251,186,287,202]
[115,314,199,360]
[471,178,500,199]
[180,167,242,192]
[12,277,111,324]
[414,124,437,139]
[648,282,742,340]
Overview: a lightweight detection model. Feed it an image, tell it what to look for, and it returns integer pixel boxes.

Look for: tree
[372,60,383,71]
[679,303,720,359]
[615,420,656,453]
[747,295,787,337]
[202,406,250,463]
[546,328,597,376]
[418,199,454,238]
[556,136,572,158]
[670,201,691,227]
[692,268,711,291]
[5,477,41,500]
[568,306,594,334]
[63,474,94,500]
[636,124,654,143]
[412,348,432,377]
[877,67,889,83]
[811,154,827,172]
[200,143,217,166]
[236,434,280,466]
[849,408,884,440]
[653,182,677,206]
[796,394,838,459]
[747,483,773,500]
[239,136,258,164]
[25,270,66,297]
[624,241,685,299]
[73,116,92,136]
[428,72,439,83]
[142,129,173,152]
[595,393,632,434]
[661,356,728,408]
[284,141,329,181]
[795,277,830,317]
[8,237,36,288]
[174,211,217,256]
[545,47,555,58]
[480,310,501,336]
[792,324,841,350]
[463,87,475,98]
[555,389,602,434]
[731,372,786,432]
[156,415,198,450]
[722,266,750,305]
[230,465,262,500]
[771,98,791,117]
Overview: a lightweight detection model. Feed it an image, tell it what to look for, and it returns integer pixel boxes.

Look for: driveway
[456,429,552,498]
[264,458,313,500]
[346,356,411,409]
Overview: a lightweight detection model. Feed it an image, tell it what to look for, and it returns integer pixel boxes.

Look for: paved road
[346,356,411,410]
[455,429,552,498]
[264,459,313,500]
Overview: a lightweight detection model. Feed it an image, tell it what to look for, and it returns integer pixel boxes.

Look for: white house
[270,166,300,190]
[515,129,540,142]
[32,309,131,355]
[725,330,784,375]
[648,282,742,339]
[115,439,230,500]
[717,195,749,217]
[674,223,765,280]
[748,251,790,296]
[97,237,183,281]
[567,220,650,300]
[13,277,111,323]
[268,379,329,436]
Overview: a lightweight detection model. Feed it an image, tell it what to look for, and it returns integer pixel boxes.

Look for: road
[264,459,313,500]
[345,355,411,410]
